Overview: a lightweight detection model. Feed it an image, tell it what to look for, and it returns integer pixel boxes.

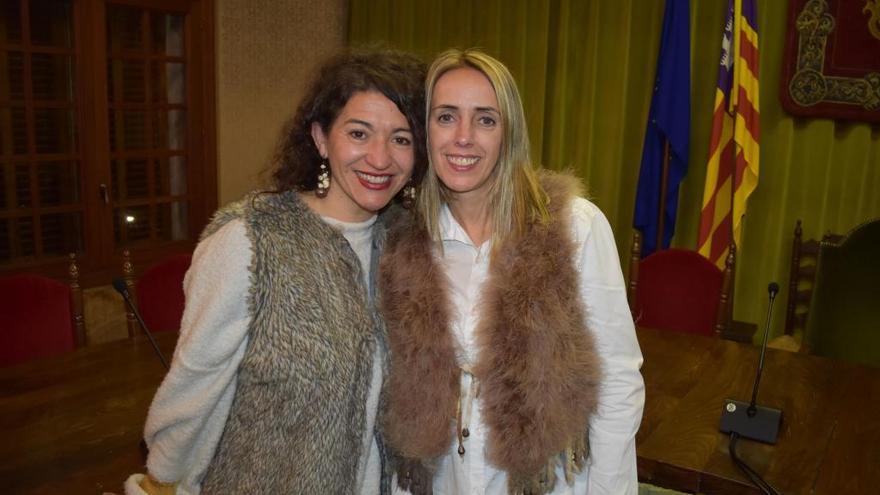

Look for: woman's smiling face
[311,90,415,222]
[428,67,503,202]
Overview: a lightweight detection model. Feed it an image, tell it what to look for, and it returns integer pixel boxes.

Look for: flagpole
[728,106,738,333]
[656,139,671,252]
[730,0,743,263]
[730,143,736,257]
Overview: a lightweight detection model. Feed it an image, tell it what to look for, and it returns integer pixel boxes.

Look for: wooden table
[636,327,880,494]
[3,328,878,494]
[0,333,177,494]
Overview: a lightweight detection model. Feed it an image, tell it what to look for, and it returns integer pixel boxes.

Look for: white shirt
[396,199,644,495]
[130,212,383,495]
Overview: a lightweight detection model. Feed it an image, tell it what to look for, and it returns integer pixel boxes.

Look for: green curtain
[348,0,880,339]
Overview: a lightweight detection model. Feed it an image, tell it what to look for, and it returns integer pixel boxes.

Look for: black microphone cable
[728,432,781,495]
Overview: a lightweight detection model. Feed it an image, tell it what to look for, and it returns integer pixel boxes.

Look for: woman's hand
[138,474,177,495]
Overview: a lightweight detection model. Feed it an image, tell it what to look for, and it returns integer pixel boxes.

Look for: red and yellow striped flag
[697,0,760,268]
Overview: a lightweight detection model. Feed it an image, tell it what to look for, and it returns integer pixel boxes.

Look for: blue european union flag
[633,0,690,257]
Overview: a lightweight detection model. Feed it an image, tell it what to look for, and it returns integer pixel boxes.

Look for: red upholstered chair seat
[635,248,724,336]
[135,254,192,333]
[0,274,75,367]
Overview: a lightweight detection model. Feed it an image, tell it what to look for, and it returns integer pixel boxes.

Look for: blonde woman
[379,49,644,495]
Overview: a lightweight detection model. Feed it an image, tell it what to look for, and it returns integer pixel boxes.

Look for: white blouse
[396,198,645,495]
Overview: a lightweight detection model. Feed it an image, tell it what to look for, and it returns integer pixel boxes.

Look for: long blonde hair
[418,48,550,246]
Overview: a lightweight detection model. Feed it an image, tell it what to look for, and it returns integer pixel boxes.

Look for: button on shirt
[395,199,644,495]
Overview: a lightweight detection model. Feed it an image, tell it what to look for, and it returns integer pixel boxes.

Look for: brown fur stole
[379,172,602,494]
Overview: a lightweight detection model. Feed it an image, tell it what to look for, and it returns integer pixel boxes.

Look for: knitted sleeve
[137,219,253,494]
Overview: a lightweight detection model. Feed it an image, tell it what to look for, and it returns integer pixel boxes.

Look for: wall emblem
[781,0,880,122]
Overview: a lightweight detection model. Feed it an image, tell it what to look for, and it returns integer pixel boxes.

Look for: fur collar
[379,171,601,491]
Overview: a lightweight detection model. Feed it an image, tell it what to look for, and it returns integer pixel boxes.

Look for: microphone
[112,277,170,370]
[719,282,783,444]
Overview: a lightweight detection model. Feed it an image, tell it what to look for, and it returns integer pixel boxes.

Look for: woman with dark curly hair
[125,48,426,495]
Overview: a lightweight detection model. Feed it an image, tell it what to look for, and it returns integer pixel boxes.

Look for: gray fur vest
[378,172,602,494]
[198,191,386,494]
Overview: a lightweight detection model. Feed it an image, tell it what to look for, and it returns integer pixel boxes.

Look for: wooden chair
[122,250,192,335]
[627,230,734,336]
[804,218,880,367]
[783,220,844,338]
[0,254,85,367]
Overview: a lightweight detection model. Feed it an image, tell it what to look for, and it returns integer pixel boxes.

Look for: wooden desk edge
[638,456,762,495]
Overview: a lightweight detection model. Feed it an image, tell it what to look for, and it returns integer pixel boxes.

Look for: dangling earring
[401,181,416,209]
[316,159,330,198]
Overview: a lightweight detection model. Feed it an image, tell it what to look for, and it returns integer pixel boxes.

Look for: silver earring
[316,160,330,198]
[402,181,416,209]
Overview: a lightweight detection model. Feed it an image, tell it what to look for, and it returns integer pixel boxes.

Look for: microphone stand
[719,282,783,495]
[748,281,775,417]
[112,277,170,370]
[112,277,171,461]
[719,282,782,443]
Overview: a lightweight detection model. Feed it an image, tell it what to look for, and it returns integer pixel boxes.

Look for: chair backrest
[783,220,844,337]
[628,231,733,336]
[0,254,85,367]
[123,252,191,334]
[805,218,880,367]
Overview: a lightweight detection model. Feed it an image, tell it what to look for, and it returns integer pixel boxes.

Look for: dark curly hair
[272,48,428,199]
